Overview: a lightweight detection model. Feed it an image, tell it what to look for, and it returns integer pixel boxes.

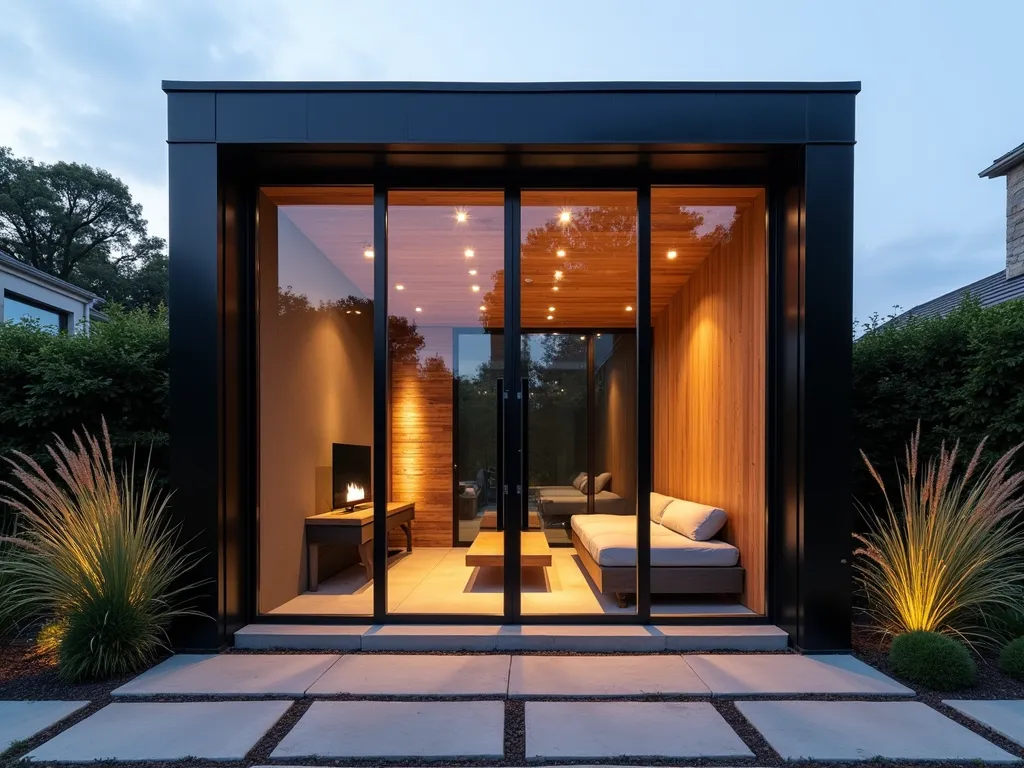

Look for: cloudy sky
[1,0,1021,320]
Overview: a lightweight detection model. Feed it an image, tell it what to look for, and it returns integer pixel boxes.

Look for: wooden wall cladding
[389,343,455,548]
[652,190,767,614]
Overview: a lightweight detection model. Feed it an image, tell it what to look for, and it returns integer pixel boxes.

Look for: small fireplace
[332,443,371,511]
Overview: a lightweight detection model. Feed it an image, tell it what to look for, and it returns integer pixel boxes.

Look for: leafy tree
[0,146,166,310]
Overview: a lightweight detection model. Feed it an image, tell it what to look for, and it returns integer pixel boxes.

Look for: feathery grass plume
[0,420,204,681]
[855,423,1024,646]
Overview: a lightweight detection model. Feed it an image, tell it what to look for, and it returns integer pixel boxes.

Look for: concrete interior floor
[269,547,756,617]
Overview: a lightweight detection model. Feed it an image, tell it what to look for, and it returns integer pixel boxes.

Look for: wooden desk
[465,531,552,568]
[305,502,414,589]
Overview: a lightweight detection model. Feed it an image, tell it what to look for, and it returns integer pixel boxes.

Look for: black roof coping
[162,80,861,94]
[979,141,1024,178]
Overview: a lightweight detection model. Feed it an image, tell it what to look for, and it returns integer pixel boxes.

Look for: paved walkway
[4,653,1024,764]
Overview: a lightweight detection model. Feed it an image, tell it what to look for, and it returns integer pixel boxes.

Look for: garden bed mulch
[0,640,131,701]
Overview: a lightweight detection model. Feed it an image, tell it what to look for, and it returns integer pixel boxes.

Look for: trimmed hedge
[854,297,1024,511]
[0,307,168,513]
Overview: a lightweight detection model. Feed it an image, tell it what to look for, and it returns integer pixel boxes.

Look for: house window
[3,292,70,333]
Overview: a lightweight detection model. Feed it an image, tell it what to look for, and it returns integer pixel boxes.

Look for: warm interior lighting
[580,335,585,340]
[346,483,365,504]
[556,249,566,258]
[468,269,477,275]
[395,284,405,291]
[558,208,572,224]
[547,314,554,320]
[354,310,361,315]
[415,307,422,313]
[363,248,374,259]
[479,305,486,311]
[548,306,555,312]
[464,248,474,258]
[625,305,634,312]
[471,285,480,292]
[554,270,563,279]
[552,286,559,291]
[667,250,677,260]
[455,208,469,223]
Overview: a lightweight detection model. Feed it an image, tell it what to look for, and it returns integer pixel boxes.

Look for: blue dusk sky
[0,0,1021,321]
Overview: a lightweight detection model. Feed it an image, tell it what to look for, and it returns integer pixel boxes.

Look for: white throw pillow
[572,472,587,490]
[650,492,675,524]
[593,472,612,493]
[661,499,727,541]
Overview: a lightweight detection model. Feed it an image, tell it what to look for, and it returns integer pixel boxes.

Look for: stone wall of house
[1008,162,1024,279]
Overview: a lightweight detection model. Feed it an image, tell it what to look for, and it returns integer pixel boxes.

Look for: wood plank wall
[652,192,767,614]
[389,339,455,547]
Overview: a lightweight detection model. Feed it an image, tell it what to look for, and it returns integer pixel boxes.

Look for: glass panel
[3,294,66,332]
[520,191,637,617]
[522,332,587,546]
[256,186,374,616]
[454,330,502,547]
[387,190,504,615]
[650,187,767,617]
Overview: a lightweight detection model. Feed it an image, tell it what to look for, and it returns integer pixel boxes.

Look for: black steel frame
[166,81,857,652]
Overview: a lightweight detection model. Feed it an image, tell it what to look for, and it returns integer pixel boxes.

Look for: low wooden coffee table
[465,531,552,568]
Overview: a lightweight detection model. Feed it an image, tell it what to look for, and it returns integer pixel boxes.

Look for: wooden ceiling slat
[266,187,764,329]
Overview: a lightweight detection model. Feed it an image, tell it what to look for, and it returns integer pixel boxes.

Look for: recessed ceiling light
[471,285,480,292]
[464,248,474,258]
[552,286,559,291]
[395,284,405,291]
[554,270,563,279]
[580,335,585,340]
[346,310,352,314]
[415,307,422,313]
[479,305,486,311]
[364,248,374,259]
[667,250,677,260]
[548,306,555,312]
[354,310,362,314]
[455,208,469,223]
[468,269,477,275]
[625,305,633,312]
[547,314,554,320]
[556,249,566,258]
[558,208,572,224]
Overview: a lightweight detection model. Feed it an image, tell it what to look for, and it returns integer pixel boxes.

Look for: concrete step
[233,623,788,652]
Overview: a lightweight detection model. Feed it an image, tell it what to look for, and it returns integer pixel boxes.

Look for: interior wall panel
[652,191,767,613]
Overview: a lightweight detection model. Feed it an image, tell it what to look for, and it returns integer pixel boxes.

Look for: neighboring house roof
[0,249,102,303]
[886,269,1024,326]
[979,141,1024,178]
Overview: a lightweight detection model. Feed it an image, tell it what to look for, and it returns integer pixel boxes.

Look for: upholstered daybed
[571,493,744,606]
[535,472,628,529]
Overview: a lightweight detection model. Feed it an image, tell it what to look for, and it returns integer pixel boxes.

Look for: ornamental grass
[0,420,203,681]
[855,424,1024,646]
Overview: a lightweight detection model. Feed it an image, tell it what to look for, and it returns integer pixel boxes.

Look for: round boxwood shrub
[889,631,976,690]
[999,637,1024,680]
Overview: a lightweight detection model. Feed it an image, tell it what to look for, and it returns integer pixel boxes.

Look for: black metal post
[636,186,652,622]
[503,189,522,621]
[372,184,389,620]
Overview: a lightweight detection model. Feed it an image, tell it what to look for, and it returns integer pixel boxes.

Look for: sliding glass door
[516,191,638,617]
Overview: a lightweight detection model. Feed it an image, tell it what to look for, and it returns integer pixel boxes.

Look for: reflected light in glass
[363,248,374,259]
[471,285,480,292]
[455,208,469,223]
[464,248,475,258]
[558,208,572,224]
